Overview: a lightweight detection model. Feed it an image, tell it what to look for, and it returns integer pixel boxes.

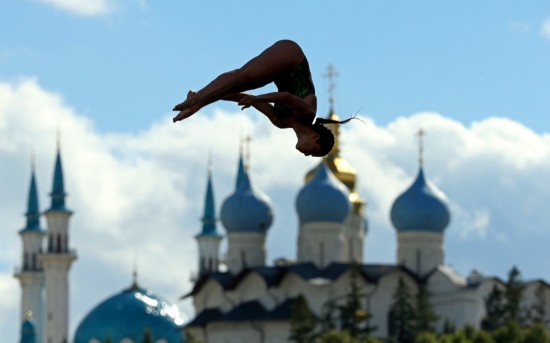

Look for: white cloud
[2,79,550,342]
[33,0,116,16]
[541,18,550,39]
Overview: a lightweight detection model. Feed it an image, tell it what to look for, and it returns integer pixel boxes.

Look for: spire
[23,160,42,232]
[47,146,70,213]
[417,128,426,168]
[236,141,247,189]
[199,158,219,236]
[130,255,140,290]
[323,64,338,114]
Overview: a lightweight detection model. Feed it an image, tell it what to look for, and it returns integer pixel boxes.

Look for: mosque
[14,108,550,342]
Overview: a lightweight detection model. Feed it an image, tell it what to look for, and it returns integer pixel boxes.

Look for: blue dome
[296,163,350,223]
[20,319,36,343]
[74,285,185,343]
[220,172,273,233]
[390,168,450,233]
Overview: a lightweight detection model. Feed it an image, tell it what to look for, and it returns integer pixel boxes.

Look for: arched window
[57,234,62,253]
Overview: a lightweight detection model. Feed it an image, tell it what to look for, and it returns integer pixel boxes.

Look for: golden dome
[305,111,365,214]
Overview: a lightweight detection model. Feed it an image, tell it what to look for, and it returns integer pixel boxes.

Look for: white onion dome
[296,162,351,223]
[220,172,273,233]
[390,168,450,233]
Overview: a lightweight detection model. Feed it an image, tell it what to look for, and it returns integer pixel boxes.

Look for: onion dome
[74,284,185,343]
[390,168,450,233]
[296,162,351,223]
[220,170,273,233]
[20,311,36,343]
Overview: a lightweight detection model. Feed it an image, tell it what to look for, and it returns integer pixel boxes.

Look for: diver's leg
[173,40,305,122]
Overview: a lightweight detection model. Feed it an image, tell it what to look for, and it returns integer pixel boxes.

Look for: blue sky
[2,1,549,132]
[1,1,550,343]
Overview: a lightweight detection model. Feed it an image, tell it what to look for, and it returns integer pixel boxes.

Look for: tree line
[289,265,550,343]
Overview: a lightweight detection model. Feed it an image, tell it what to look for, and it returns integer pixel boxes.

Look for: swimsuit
[273,57,316,119]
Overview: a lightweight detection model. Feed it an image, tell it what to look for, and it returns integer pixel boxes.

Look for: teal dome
[74,285,185,343]
[20,319,36,343]
[390,168,450,233]
[220,172,273,233]
[296,163,350,223]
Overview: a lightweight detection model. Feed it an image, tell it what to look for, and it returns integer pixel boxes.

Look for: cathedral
[183,109,550,342]
[14,108,550,343]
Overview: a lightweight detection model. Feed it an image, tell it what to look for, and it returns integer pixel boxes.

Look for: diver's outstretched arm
[238,92,316,121]
[221,93,287,128]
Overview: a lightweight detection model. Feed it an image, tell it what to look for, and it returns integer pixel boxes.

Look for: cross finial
[323,64,338,111]
[244,135,252,171]
[416,128,427,168]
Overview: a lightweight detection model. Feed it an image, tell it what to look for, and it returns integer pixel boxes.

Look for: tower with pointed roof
[15,161,46,343]
[195,159,223,275]
[390,129,450,276]
[40,146,77,343]
[220,146,273,274]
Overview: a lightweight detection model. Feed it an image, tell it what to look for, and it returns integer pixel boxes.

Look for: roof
[183,262,418,298]
[186,298,304,328]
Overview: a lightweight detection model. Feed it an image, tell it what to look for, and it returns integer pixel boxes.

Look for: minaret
[14,159,46,343]
[195,158,222,276]
[40,145,77,343]
[305,65,367,262]
[390,129,451,276]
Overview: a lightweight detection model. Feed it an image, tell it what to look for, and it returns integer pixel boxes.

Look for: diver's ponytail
[314,114,361,125]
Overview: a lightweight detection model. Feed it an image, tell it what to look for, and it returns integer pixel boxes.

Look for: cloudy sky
[1,1,550,342]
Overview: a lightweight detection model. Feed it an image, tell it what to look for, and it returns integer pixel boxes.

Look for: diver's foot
[173,90,197,111]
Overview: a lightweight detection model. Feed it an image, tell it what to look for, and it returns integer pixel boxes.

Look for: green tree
[415,283,439,334]
[338,264,376,339]
[504,266,527,326]
[473,331,494,343]
[481,284,506,331]
[461,324,477,340]
[531,282,548,325]
[315,330,357,343]
[522,322,550,343]
[491,321,522,343]
[320,298,338,333]
[413,331,438,343]
[388,277,417,343]
[289,295,318,343]
[442,319,456,334]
